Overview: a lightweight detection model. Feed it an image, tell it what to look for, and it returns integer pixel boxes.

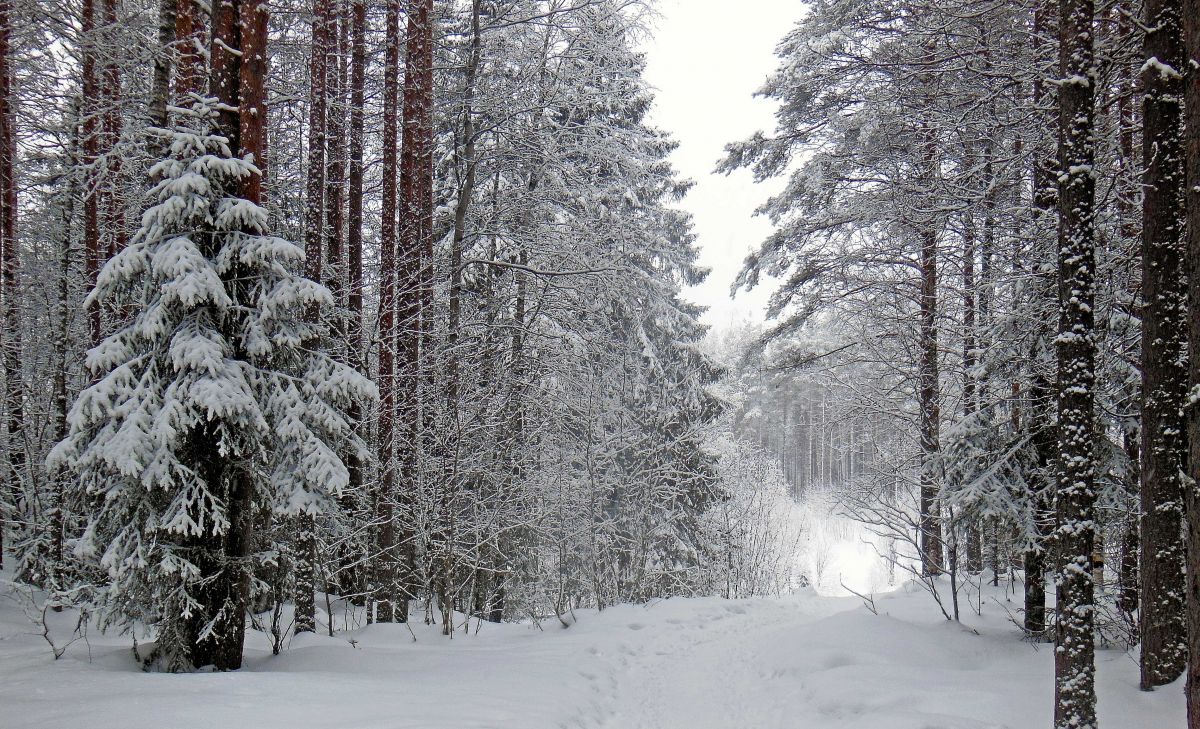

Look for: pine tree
[1053,0,1098,722]
[49,0,373,669]
[1182,0,1200,722]
[1138,0,1189,689]
[398,0,434,627]
[0,0,16,572]
[374,0,401,625]
[295,0,333,637]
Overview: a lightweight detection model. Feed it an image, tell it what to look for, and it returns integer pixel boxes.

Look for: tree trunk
[82,0,101,346]
[0,0,16,572]
[1138,0,1189,689]
[341,0,366,604]
[962,209,982,574]
[1052,0,1098,722]
[1119,422,1140,615]
[99,0,126,269]
[174,0,204,99]
[185,0,265,672]
[151,0,176,131]
[373,0,401,624]
[398,0,434,626]
[295,0,332,635]
[1026,372,1054,637]
[918,223,942,576]
[1180,0,1200,723]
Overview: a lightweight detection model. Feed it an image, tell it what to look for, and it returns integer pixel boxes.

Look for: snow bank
[0,574,1181,728]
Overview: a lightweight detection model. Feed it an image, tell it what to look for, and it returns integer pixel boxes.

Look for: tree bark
[295,0,333,635]
[177,0,266,672]
[1138,0,1189,690]
[1052,0,1098,723]
[1180,0,1200,723]
[0,0,17,572]
[151,0,176,131]
[373,0,401,624]
[174,0,204,99]
[82,0,101,346]
[918,227,942,576]
[962,208,982,574]
[99,0,126,267]
[398,0,434,626]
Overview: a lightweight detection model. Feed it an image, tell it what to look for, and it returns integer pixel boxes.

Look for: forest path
[567,582,1177,729]
[582,595,843,729]
[0,577,1182,729]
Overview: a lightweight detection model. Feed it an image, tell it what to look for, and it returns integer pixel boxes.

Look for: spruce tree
[49,95,374,670]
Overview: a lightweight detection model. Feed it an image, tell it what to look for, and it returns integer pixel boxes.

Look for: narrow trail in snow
[572,596,853,729]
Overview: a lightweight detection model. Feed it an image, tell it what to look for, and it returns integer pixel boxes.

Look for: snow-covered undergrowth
[0,574,1180,728]
[794,489,895,597]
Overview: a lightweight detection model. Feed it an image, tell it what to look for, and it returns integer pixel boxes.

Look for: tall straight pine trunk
[1053,0,1098,724]
[398,0,434,626]
[1181,0,1200,722]
[916,36,943,577]
[343,0,367,603]
[1138,0,1189,690]
[0,0,17,572]
[373,0,401,624]
[295,0,332,635]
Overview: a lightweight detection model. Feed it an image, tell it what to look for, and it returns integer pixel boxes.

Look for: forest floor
[0,572,1183,729]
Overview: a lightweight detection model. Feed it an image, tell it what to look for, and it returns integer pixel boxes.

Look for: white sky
[640,0,803,329]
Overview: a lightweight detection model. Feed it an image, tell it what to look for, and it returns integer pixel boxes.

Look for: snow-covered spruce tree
[48,96,375,671]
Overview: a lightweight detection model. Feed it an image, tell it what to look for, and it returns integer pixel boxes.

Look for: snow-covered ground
[0,576,1182,728]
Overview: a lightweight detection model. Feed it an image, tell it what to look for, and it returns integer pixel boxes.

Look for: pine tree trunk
[325,3,347,313]
[962,209,982,574]
[347,0,365,358]
[99,0,126,268]
[82,0,101,346]
[399,0,434,627]
[174,0,204,98]
[1052,0,1098,722]
[373,0,401,624]
[151,0,176,131]
[342,0,366,605]
[1025,372,1054,637]
[918,223,942,576]
[1120,423,1141,614]
[1180,0,1200,722]
[1138,0,1189,689]
[234,0,268,661]
[0,0,16,572]
[49,187,74,588]
[296,0,332,635]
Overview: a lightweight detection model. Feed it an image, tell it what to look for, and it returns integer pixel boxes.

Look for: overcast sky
[640,0,803,329]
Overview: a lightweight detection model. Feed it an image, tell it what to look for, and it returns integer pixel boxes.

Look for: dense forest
[0,0,1197,727]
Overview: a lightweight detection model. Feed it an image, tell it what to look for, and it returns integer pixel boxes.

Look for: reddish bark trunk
[347,0,365,359]
[374,0,401,624]
[295,0,333,635]
[326,4,347,308]
[82,0,101,346]
[99,0,126,268]
[174,0,204,99]
[399,0,435,629]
